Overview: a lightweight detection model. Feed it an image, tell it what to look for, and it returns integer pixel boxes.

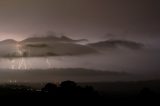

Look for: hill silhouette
[0,36,145,57]
[88,39,144,50]
[0,36,96,57]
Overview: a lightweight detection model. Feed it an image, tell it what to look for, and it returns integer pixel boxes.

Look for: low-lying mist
[0,48,159,82]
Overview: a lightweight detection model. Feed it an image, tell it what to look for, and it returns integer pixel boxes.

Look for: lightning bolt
[11,59,16,70]
[46,58,51,69]
[18,57,27,70]
[16,43,28,70]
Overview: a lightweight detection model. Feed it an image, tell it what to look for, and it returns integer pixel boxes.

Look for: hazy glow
[11,59,16,70]
[10,43,28,70]
[18,57,27,70]
[0,33,27,41]
[46,58,51,69]
[0,0,158,83]
[9,43,53,70]
[0,49,159,74]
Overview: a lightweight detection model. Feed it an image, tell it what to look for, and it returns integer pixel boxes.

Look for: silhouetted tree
[138,87,156,100]
[42,83,57,93]
[40,81,99,98]
[60,80,77,89]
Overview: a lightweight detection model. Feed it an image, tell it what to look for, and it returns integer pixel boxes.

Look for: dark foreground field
[0,80,160,104]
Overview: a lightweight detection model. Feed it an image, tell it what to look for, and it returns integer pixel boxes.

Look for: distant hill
[42,68,129,76]
[21,36,88,44]
[0,36,95,57]
[88,39,144,50]
[0,37,145,57]
[0,39,17,45]
[22,42,97,57]
[20,36,96,57]
[0,68,130,82]
[0,39,18,57]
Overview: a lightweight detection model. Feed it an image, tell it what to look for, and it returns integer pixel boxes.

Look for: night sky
[0,0,159,82]
[0,0,159,42]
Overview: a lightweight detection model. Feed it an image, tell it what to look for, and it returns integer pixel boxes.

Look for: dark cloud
[0,0,159,41]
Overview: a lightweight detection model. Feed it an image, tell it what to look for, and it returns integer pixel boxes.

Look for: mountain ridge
[88,39,144,50]
[0,36,96,57]
[0,37,144,57]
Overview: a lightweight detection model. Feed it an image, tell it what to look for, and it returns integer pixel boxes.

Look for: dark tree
[60,80,77,89]
[42,83,57,93]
